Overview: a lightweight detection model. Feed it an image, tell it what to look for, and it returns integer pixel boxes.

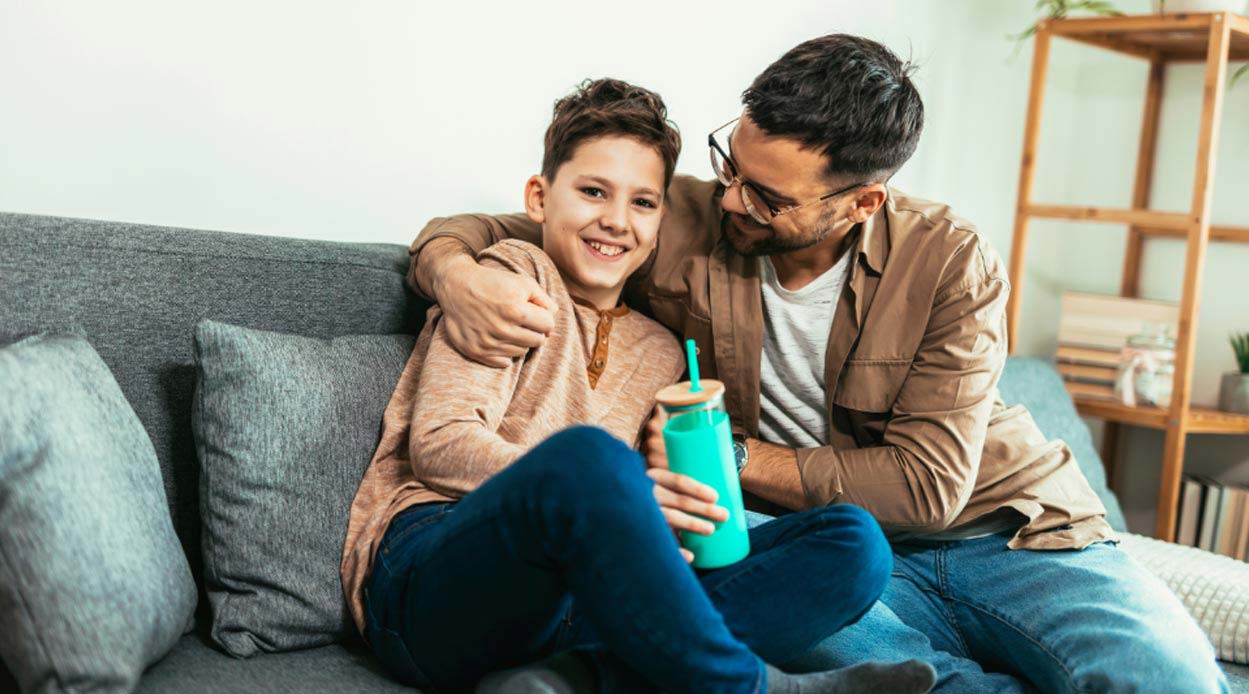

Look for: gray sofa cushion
[194,321,414,657]
[136,633,412,694]
[0,211,424,590]
[0,335,197,692]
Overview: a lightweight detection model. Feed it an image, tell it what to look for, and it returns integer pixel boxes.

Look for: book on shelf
[1176,477,1203,547]
[1055,346,1122,369]
[1224,488,1249,562]
[1055,362,1118,385]
[1062,381,1117,402]
[1176,475,1249,561]
[1055,292,1180,402]
[1057,292,1180,351]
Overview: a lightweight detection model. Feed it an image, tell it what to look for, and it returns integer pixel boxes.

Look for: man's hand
[438,254,557,368]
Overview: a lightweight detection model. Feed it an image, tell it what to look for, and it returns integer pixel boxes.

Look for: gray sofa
[1,210,1245,693]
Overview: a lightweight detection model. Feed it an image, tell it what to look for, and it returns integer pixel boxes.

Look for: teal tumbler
[656,378,750,569]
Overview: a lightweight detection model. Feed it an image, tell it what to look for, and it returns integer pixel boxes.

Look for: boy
[341,78,933,694]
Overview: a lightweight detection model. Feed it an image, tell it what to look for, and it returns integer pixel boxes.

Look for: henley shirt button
[594,359,603,368]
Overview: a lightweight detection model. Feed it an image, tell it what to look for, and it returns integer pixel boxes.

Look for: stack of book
[1176,476,1249,561]
[1055,292,1179,403]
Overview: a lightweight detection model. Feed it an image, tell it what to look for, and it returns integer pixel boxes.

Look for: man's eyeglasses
[708,117,868,226]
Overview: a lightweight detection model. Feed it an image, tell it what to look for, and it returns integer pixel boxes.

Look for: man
[407,35,1227,693]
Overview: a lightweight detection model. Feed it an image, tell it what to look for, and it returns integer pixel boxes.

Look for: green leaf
[1231,63,1249,88]
[1233,332,1249,373]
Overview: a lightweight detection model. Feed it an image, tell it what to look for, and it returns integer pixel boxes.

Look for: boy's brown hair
[542,78,682,190]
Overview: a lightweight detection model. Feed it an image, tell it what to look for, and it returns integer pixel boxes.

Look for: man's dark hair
[742,34,924,182]
[542,78,682,189]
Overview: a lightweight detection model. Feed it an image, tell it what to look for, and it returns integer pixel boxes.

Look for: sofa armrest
[1119,532,1249,664]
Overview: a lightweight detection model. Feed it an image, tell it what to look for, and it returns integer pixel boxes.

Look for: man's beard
[722,214,831,257]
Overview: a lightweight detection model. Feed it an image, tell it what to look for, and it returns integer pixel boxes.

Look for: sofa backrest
[0,212,424,586]
[0,211,1129,580]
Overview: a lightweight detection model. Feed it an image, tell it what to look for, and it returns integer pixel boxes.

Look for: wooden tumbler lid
[656,379,725,409]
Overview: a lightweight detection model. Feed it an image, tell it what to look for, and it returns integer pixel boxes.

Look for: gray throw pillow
[192,320,413,657]
[0,334,196,692]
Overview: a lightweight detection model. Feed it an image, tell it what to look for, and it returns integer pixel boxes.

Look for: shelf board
[1022,205,1249,243]
[1136,224,1249,243]
[1189,407,1249,434]
[1068,390,1249,434]
[1047,12,1249,62]
[1025,204,1193,229]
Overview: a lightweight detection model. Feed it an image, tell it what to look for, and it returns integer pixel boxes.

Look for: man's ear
[524,175,548,224]
[848,184,888,224]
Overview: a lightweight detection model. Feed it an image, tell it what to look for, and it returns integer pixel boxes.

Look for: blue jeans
[780,526,1229,694]
[363,426,892,693]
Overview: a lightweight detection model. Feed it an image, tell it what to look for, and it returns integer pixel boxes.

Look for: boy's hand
[641,405,668,471]
[440,256,557,368]
[646,465,729,566]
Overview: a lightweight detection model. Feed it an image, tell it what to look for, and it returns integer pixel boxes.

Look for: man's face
[531,136,665,305]
[719,114,857,257]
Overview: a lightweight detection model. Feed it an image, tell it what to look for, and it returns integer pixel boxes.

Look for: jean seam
[948,595,1093,694]
[933,546,976,658]
[890,570,974,658]
[376,506,452,572]
[364,586,434,688]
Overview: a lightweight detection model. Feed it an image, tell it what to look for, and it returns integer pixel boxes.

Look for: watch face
[733,440,747,472]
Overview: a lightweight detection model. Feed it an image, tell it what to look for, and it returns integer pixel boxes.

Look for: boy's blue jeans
[363,426,892,693]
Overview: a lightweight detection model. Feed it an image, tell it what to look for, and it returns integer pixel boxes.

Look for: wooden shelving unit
[1006,12,1249,542]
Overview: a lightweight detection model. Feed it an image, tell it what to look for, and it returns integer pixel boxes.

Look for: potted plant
[1220,333,1249,414]
[1014,1,1249,84]
[1013,0,1122,43]
[1155,1,1249,87]
[1152,0,1247,14]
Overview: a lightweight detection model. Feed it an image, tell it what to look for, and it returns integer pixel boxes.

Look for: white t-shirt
[756,253,1019,541]
[756,253,851,450]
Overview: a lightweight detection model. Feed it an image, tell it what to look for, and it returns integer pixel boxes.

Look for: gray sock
[474,650,597,694]
[765,660,937,694]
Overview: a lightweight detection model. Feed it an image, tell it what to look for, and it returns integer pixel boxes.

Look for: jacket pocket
[832,359,910,413]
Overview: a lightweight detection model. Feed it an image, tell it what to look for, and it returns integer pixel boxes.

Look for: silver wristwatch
[732,434,749,473]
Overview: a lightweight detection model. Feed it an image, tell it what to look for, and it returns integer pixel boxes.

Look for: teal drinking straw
[686,339,702,393]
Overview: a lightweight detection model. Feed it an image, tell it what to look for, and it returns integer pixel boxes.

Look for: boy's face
[525,135,665,309]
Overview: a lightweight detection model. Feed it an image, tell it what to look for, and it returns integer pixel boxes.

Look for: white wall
[3,0,1247,533]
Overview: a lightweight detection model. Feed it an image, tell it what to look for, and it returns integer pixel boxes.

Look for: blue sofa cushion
[997,357,1127,532]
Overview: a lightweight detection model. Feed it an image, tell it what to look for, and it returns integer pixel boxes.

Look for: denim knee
[517,426,648,502]
[812,504,892,603]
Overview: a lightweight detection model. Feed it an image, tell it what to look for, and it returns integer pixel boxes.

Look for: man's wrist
[739,437,806,511]
[416,237,475,301]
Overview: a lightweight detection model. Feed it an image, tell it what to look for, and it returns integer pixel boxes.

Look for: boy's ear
[524,175,547,224]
